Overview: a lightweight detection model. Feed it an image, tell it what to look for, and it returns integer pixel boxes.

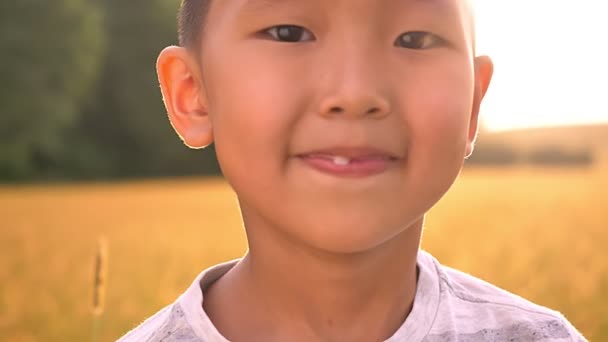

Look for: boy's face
[159,0,493,253]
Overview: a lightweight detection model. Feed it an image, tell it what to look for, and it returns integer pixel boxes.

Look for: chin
[295,214,415,255]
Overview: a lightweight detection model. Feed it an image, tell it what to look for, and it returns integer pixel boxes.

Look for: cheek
[201,48,304,191]
[204,44,310,139]
[400,61,475,197]
[408,64,474,159]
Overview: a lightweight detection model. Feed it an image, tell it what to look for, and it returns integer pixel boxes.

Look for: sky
[473,0,608,131]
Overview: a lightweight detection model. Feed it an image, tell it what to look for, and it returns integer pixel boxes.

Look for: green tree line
[0,0,220,182]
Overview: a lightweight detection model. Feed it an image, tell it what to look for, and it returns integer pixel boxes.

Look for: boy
[120,0,586,341]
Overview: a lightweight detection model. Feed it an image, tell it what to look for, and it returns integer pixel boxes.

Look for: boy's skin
[157,0,493,341]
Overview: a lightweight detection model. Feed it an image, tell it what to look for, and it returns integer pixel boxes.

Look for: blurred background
[1,0,607,341]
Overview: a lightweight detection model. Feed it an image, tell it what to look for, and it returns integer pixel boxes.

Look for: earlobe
[465,55,494,157]
[156,46,213,149]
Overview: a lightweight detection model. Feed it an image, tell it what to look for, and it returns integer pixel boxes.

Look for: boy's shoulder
[116,303,199,342]
[419,251,586,341]
[117,260,238,342]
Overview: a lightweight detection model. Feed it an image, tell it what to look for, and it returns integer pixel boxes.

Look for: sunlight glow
[473,0,608,131]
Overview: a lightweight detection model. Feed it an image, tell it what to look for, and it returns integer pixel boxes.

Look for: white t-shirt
[118,250,586,341]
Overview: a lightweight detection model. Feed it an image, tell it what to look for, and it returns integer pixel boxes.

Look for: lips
[296,147,400,177]
[302,153,394,165]
[297,147,399,160]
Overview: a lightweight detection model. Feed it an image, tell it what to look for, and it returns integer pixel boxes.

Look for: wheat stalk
[92,237,108,342]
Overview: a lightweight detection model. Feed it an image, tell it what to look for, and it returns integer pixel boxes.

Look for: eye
[395,31,444,49]
[265,25,315,43]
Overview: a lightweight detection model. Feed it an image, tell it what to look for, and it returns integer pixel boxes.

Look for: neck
[204,218,423,342]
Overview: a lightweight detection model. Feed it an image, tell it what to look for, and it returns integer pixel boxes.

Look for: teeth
[332,156,351,166]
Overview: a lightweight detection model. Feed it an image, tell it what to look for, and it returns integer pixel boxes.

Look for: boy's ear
[466,55,494,158]
[156,46,213,149]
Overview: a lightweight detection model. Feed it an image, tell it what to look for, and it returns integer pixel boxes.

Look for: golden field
[1,167,607,341]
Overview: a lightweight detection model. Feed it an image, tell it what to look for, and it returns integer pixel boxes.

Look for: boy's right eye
[263,25,315,43]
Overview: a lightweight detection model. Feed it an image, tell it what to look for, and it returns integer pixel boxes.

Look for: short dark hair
[178,0,211,48]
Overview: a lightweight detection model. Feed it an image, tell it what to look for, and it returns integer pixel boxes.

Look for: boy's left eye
[264,25,315,43]
[395,31,444,49]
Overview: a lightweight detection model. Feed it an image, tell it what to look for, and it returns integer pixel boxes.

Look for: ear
[156,46,213,149]
[465,55,494,158]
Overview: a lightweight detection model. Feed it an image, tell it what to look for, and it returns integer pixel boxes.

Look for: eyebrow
[240,0,301,13]
[237,0,473,51]
[238,0,467,32]
[408,0,459,14]
[240,0,457,13]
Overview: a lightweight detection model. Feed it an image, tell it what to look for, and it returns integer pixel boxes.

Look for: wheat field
[1,167,607,341]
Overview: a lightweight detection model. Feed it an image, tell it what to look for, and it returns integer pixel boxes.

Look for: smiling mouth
[296,152,399,178]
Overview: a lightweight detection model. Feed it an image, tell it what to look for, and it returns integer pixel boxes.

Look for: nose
[319,92,392,119]
[318,53,392,120]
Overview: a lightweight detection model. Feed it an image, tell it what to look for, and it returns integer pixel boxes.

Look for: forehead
[200,0,477,57]
[239,0,462,11]
[234,0,471,18]
[208,0,474,40]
